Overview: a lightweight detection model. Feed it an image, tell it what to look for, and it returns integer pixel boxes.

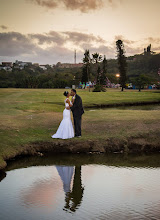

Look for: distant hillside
[106,53,160,80]
[0,53,160,88]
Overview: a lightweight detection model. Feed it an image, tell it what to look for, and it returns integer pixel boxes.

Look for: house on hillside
[39,65,47,70]
[2,62,13,67]
[0,62,13,71]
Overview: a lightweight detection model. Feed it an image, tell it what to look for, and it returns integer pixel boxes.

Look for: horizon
[1,48,159,66]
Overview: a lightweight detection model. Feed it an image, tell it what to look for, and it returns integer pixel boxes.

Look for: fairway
[0,88,160,169]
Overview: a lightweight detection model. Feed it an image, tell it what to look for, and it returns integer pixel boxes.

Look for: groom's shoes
[75,135,81,138]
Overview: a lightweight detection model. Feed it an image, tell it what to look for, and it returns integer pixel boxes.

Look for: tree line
[81,41,159,91]
[0,41,159,91]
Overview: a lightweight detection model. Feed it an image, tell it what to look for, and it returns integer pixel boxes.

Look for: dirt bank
[1,134,160,171]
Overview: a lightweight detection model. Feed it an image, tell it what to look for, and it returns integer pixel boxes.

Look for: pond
[0,153,160,220]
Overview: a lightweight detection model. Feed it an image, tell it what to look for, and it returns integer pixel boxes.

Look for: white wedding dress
[51,98,74,139]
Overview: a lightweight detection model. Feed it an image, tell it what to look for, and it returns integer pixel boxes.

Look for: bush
[156,83,160,90]
[93,84,106,92]
[53,79,68,88]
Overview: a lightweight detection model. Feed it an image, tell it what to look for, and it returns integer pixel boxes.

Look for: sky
[0,0,160,64]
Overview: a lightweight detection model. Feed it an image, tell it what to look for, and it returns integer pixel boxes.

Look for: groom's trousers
[74,116,82,137]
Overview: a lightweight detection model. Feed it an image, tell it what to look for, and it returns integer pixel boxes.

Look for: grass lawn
[0,88,160,168]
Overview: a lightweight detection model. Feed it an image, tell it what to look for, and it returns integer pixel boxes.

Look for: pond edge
[1,135,160,171]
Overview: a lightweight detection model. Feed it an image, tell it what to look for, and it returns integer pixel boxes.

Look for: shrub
[93,84,106,92]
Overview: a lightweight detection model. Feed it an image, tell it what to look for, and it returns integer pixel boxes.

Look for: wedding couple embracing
[51,89,84,139]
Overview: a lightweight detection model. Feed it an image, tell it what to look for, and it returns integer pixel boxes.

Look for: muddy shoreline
[1,135,160,171]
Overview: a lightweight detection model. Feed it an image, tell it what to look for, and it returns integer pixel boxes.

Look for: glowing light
[116,74,120,77]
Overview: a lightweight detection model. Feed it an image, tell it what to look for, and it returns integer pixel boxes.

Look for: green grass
[0,88,160,168]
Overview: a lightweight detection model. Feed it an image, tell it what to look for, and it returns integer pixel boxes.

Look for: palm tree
[92,53,102,66]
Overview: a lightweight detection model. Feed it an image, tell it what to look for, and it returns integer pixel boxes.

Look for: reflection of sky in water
[0,165,160,219]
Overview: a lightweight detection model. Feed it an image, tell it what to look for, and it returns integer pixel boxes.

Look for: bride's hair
[63,91,69,96]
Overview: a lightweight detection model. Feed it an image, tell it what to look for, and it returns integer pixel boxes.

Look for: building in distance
[56,62,83,68]
[0,62,13,71]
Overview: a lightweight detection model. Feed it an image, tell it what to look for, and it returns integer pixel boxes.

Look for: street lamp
[116,73,120,78]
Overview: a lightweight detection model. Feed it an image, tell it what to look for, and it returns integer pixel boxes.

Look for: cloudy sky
[0,0,160,64]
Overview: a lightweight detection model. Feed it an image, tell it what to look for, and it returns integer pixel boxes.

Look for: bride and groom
[51,89,84,139]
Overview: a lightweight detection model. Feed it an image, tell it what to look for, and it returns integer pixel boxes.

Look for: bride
[51,91,74,139]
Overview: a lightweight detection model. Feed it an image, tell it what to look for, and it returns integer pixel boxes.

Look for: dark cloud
[114,35,144,55]
[29,31,65,45]
[89,45,115,59]
[114,35,136,44]
[0,32,37,56]
[28,0,104,12]
[29,0,58,8]
[62,0,104,13]
[29,31,106,47]
[125,45,142,56]
[28,0,123,12]
[63,31,106,44]
[0,30,111,63]
[0,25,8,30]
[0,31,159,64]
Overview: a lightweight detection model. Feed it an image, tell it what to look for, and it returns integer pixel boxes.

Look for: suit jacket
[71,94,84,118]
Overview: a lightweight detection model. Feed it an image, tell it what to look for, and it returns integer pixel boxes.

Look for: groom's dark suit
[71,94,84,137]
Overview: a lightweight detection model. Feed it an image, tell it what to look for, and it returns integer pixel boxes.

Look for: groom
[70,89,84,137]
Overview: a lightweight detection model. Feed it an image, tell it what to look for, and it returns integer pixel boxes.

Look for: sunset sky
[0,0,160,64]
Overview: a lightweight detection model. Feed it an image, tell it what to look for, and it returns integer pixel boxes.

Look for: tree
[92,53,107,92]
[116,40,127,91]
[92,53,102,65]
[81,65,88,84]
[100,55,107,85]
[96,65,101,85]
[147,44,151,54]
[134,74,152,92]
[106,73,117,84]
[92,53,102,83]
[82,50,91,91]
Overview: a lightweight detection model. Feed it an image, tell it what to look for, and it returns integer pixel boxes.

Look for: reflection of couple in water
[56,166,84,212]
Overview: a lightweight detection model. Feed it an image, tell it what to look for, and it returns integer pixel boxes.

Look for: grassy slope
[0,88,160,168]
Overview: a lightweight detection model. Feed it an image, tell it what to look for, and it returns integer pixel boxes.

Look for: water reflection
[1,153,160,220]
[56,166,84,212]
[20,168,62,208]
[56,166,74,193]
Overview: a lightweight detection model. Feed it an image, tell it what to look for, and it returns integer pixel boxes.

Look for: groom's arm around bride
[70,89,84,137]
